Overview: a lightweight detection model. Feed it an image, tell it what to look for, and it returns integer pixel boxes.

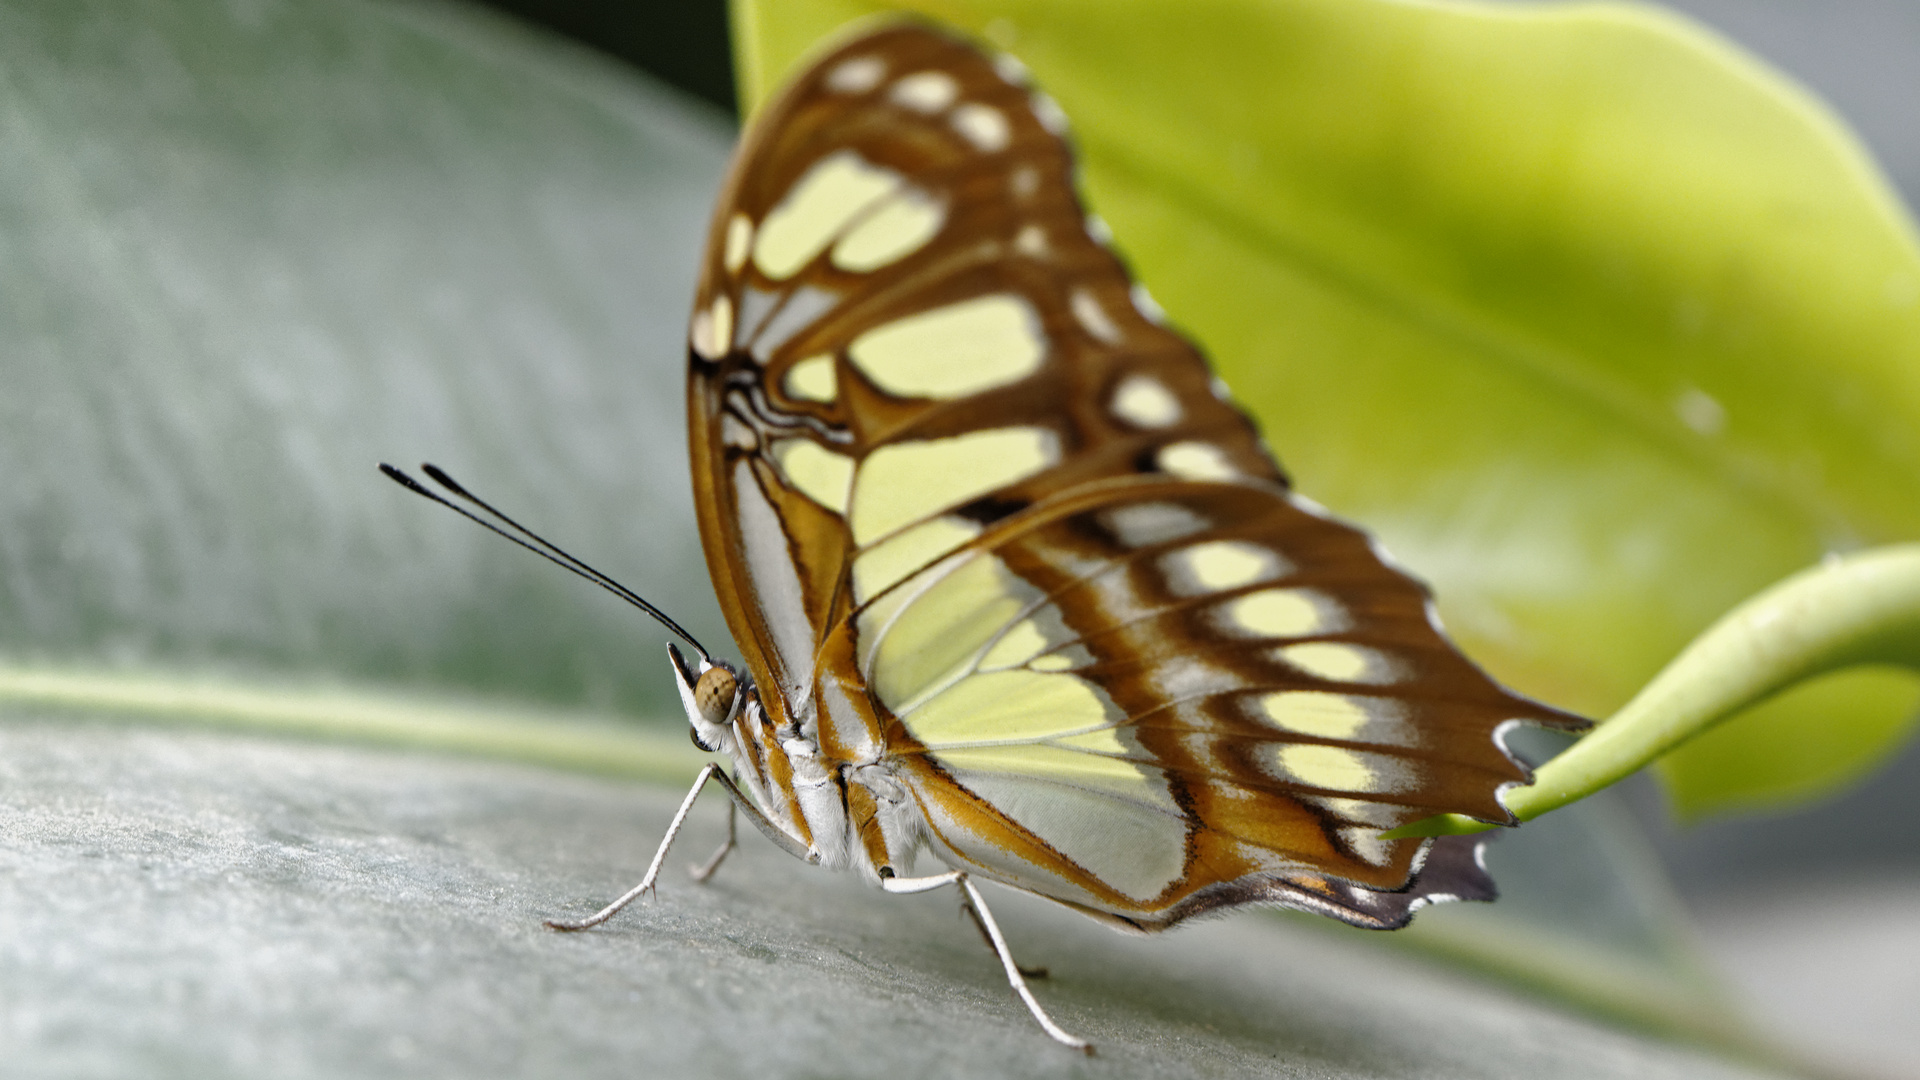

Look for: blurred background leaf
[735,0,1920,824]
[0,0,732,714]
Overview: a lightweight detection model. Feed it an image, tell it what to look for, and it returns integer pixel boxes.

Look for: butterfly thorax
[676,643,921,883]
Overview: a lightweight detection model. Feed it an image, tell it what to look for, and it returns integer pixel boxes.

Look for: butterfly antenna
[379,463,712,663]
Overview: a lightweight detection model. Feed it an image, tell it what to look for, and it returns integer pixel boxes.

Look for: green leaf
[734,0,1920,817]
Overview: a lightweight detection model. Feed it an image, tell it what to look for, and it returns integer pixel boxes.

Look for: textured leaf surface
[0,717,1789,1080]
[734,0,1920,816]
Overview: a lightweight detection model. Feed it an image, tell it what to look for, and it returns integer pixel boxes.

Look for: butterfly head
[668,643,748,753]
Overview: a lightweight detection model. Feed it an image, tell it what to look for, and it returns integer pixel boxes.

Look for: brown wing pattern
[686,22,1583,929]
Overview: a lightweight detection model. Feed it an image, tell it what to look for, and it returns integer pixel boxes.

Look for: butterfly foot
[543,914,600,933]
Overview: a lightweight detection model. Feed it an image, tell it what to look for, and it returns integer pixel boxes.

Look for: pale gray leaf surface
[0,717,1796,1080]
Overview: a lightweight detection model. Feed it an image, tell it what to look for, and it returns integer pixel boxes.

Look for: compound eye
[693,666,738,726]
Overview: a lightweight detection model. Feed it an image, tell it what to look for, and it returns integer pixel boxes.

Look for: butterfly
[544,19,1585,1051]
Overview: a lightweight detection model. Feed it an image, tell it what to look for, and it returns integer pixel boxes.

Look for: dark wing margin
[1152,834,1501,931]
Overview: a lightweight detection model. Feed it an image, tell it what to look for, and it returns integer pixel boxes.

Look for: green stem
[1389,544,1920,838]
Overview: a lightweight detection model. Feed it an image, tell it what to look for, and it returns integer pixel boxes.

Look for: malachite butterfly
[543,19,1584,1051]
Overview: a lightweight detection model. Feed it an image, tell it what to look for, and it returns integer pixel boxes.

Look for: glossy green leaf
[735,0,1920,817]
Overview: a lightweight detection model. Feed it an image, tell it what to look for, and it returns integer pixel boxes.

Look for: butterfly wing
[686,23,1583,930]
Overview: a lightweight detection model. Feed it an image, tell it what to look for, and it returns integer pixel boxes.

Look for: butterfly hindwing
[687,23,1582,930]
[854,480,1557,925]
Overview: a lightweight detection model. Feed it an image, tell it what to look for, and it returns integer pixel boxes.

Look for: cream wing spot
[1070,288,1122,345]
[1164,540,1283,595]
[1224,588,1338,637]
[1110,374,1182,428]
[890,71,959,112]
[851,426,1059,545]
[825,55,885,93]
[770,439,854,513]
[1084,215,1114,245]
[1270,743,1413,794]
[723,213,753,274]
[689,307,717,359]
[1013,225,1047,258]
[1257,691,1370,740]
[1030,91,1068,134]
[1158,440,1239,481]
[831,189,945,272]
[1101,502,1209,547]
[848,294,1046,400]
[951,103,1011,151]
[754,151,901,280]
[1130,283,1167,323]
[783,354,838,403]
[1278,642,1402,685]
[1286,696,1414,746]
[1153,659,1244,704]
[702,295,735,357]
[852,515,981,604]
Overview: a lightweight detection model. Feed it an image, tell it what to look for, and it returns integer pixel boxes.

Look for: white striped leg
[883,871,1093,1053]
[547,763,804,931]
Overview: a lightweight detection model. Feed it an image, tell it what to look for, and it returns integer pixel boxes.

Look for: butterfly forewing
[687,23,1581,930]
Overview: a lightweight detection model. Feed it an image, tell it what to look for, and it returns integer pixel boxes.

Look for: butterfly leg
[687,796,736,883]
[961,900,1047,979]
[547,763,809,931]
[883,871,1092,1053]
